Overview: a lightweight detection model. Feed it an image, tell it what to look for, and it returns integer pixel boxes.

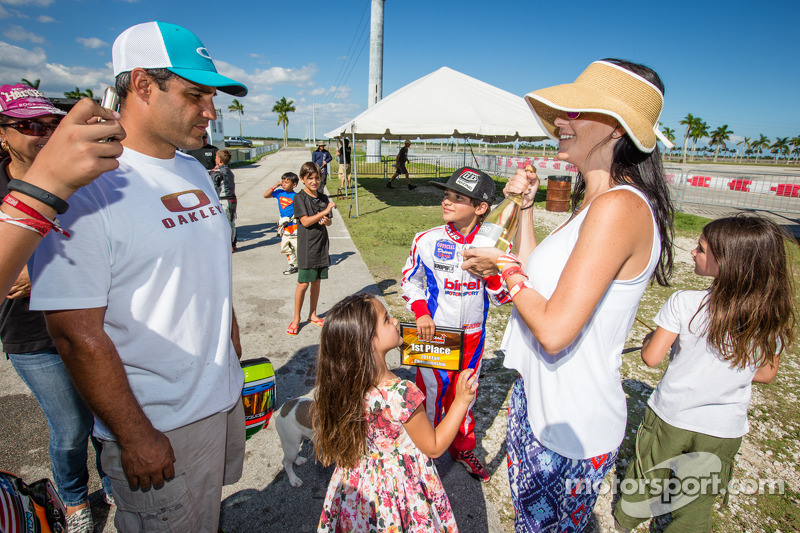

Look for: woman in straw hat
[462,59,674,531]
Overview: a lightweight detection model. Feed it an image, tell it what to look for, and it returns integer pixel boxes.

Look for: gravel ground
[384,205,800,532]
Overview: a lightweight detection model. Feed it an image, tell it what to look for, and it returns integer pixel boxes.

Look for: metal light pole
[366,0,384,163]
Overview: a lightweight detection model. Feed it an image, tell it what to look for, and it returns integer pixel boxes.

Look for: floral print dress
[318,378,458,532]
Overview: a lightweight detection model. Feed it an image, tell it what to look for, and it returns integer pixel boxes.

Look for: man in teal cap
[30,21,247,532]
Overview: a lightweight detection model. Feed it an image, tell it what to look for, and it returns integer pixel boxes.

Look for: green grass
[339,178,800,532]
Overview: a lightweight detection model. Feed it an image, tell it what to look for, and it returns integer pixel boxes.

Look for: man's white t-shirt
[30,148,244,441]
[648,290,757,439]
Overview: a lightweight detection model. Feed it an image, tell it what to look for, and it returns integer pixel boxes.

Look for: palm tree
[708,125,732,162]
[792,145,800,165]
[751,134,770,163]
[20,78,40,89]
[736,137,751,163]
[227,99,244,137]
[63,87,94,99]
[272,97,296,147]
[678,113,700,164]
[770,137,790,164]
[790,135,800,164]
[689,121,709,161]
[661,126,675,154]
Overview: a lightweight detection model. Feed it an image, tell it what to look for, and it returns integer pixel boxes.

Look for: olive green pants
[613,407,741,533]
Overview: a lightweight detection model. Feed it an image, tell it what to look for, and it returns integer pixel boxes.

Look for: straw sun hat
[525,60,672,153]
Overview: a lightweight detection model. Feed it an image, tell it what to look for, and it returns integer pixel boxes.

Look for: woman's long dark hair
[570,58,674,286]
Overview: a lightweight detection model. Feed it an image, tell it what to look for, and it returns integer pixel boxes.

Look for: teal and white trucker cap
[112,21,247,97]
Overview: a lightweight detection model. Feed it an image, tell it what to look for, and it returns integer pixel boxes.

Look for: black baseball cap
[430,167,496,204]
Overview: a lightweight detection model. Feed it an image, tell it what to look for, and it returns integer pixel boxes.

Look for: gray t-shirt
[211,164,236,199]
[293,189,331,269]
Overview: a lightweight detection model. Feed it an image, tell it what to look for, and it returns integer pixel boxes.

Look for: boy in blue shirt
[264,172,299,275]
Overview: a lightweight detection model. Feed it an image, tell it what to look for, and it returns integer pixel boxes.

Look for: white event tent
[325,67,548,215]
[324,66,547,143]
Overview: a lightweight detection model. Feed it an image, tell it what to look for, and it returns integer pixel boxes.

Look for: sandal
[308,317,324,327]
[286,323,299,335]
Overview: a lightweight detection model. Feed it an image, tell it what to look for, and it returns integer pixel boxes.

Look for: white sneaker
[66,507,94,533]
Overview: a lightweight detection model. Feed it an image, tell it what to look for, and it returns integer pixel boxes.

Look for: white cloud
[331,86,351,100]
[249,53,261,58]
[0,40,112,97]
[0,5,9,18]
[76,37,108,50]
[37,15,54,23]
[0,40,45,68]
[4,24,44,44]
[211,61,319,96]
[249,65,318,86]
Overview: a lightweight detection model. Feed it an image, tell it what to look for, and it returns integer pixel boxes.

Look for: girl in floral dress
[315,293,478,532]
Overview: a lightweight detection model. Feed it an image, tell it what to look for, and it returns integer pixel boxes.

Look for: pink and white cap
[0,84,66,118]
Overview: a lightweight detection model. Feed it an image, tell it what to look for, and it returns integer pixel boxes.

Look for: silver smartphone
[100,86,119,113]
[98,86,119,142]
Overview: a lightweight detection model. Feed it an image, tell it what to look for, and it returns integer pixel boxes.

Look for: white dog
[275,395,315,487]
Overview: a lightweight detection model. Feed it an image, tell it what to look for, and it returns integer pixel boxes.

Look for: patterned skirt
[506,377,617,532]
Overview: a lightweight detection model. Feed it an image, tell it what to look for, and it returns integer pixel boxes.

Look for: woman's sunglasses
[566,112,581,119]
[0,118,62,137]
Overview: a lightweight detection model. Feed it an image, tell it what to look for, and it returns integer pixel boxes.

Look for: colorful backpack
[0,471,66,533]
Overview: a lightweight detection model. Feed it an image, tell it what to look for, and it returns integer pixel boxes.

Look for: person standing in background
[211,149,237,251]
[387,140,416,190]
[312,140,332,193]
[335,138,352,193]
[186,133,218,170]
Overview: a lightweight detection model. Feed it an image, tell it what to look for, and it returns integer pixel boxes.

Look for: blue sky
[1,0,798,149]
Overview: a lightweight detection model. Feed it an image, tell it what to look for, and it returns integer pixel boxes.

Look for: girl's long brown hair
[695,215,795,369]
[313,293,380,468]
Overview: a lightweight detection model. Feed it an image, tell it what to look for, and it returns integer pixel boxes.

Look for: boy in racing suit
[401,167,510,482]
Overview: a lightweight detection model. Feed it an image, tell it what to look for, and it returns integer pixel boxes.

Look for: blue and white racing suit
[401,222,510,453]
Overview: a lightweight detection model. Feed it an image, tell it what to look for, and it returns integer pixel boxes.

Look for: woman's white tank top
[501,185,660,459]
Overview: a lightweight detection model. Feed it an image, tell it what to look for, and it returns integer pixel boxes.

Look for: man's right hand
[120,427,176,490]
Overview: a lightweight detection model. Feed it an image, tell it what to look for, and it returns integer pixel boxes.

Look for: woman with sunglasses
[462,60,674,532]
[0,83,119,532]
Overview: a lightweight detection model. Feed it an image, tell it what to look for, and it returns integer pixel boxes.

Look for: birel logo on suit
[160,189,224,229]
[455,169,480,192]
[443,278,482,296]
[435,239,456,260]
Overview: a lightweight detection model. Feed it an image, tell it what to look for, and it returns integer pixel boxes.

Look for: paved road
[6,149,790,531]
[0,147,506,532]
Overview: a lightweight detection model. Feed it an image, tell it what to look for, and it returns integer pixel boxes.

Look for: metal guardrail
[667,167,800,216]
[229,143,281,164]
[333,155,800,217]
